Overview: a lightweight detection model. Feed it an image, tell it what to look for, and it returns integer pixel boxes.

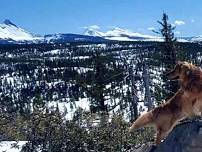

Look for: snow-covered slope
[44,33,107,43]
[0,141,27,152]
[0,19,42,43]
[85,27,163,42]
[189,35,202,42]
[0,20,107,44]
[84,26,200,42]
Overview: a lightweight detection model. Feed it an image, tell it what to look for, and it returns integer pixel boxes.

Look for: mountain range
[0,19,202,44]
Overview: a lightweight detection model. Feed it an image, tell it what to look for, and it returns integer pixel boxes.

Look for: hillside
[0,41,201,151]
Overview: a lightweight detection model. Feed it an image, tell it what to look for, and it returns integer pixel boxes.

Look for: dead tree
[129,63,138,122]
[142,63,153,111]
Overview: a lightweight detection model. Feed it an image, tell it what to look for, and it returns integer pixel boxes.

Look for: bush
[0,110,155,152]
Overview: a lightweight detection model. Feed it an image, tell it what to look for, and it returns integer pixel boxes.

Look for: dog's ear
[177,61,183,65]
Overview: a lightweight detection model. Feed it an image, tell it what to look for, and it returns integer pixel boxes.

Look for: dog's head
[166,61,195,81]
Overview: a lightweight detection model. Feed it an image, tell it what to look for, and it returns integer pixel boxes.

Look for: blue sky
[1,0,201,36]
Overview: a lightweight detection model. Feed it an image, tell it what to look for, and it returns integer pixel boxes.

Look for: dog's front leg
[155,129,167,145]
[193,99,202,116]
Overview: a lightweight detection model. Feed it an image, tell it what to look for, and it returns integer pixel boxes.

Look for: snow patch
[0,141,27,152]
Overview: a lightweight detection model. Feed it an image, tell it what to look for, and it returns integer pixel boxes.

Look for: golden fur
[129,89,196,145]
[130,61,201,145]
[167,61,202,115]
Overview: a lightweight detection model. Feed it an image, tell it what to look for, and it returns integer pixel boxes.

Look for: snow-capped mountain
[0,19,202,44]
[0,20,107,44]
[84,26,202,42]
[44,33,107,43]
[0,19,42,43]
[84,27,163,42]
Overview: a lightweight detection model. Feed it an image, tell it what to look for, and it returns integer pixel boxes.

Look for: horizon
[1,0,201,37]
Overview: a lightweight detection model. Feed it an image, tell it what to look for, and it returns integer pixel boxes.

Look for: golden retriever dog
[167,61,202,115]
[129,89,196,145]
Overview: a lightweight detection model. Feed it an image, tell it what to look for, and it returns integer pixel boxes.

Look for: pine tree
[89,50,107,113]
[157,13,178,99]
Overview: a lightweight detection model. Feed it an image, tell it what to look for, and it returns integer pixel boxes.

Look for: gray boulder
[133,119,202,152]
[153,119,202,152]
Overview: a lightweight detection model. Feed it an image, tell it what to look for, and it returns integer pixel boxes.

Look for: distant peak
[3,19,17,27]
[111,27,127,32]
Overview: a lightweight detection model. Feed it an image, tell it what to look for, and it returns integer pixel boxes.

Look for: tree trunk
[129,66,138,121]
[143,63,153,111]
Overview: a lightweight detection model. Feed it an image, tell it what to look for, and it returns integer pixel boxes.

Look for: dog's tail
[129,111,153,132]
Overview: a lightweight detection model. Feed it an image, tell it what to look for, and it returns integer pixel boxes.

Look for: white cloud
[191,19,195,23]
[147,27,155,31]
[174,20,186,26]
[174,31,180,35]
[82,25,100,29]
[88,25,100,29]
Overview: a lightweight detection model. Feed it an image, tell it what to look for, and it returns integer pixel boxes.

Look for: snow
[107,36,136,41]
[76,98,90,110]
[84,28,106,37]
[44,34,62,43]
[8,54,13,58]
[84,26,163,41]
[190,35,202,42]
[44,49,61,55]
[137,101,148,114]
[84,26,195,42]
[0,20,42,42]
[0,19,200,43]
[47,97,90,120]
[105,27,155,38]
[0,141,27,152]
[72,56,90,60]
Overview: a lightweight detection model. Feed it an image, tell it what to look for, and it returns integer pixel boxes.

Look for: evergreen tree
[90,51,107,113]
[157,13,178,99]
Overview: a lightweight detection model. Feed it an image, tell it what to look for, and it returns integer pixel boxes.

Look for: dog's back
[153,89,183,116]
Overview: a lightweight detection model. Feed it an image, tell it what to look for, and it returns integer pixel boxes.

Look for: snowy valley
[1,19,202,151]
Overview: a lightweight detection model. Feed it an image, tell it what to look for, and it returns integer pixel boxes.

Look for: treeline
[0,33,202,151]
[0,40,202,117]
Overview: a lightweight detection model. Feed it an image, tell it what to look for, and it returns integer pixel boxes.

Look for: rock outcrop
[133,119,202,152]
